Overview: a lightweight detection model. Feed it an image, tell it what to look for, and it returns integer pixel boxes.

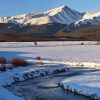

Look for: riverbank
[61,71,100,100]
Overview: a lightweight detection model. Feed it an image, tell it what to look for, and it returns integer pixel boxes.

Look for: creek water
[7,71,92,100]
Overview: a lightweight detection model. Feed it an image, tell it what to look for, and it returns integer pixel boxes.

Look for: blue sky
[0,0,100,16]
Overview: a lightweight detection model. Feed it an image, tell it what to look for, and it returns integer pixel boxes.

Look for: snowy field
[0,41,100,100]
[0,41,100,61]
[0,41,100,68]
[61,71,100,99]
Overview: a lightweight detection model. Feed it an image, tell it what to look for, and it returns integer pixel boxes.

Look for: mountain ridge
[0,5,100,41]
[0,5,100,26]
[0,5,83,25]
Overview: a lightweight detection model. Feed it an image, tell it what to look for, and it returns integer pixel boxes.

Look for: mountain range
[0,5,100,41]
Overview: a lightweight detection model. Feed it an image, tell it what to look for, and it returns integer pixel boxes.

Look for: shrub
[36,56,43,65]
[36,56,41,60]
[11,58,28,67]
[80,42,84,45]
[0,57,7,64]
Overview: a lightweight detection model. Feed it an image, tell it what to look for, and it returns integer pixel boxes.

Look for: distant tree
[34,41,37,46]
[80,42,84,45]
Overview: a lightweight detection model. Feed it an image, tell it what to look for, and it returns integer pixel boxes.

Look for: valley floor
[0,41,100,62]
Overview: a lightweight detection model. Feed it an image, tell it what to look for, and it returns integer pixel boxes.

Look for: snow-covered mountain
[0,5,83,25]
[0,5,100,26]
[61,12,100,32]
[75,12,100,26]
[0,5,100,41]
[46,6,82,25]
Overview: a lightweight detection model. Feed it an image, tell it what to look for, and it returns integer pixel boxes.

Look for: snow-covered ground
[60,71,100,99]
[0,86,24,100]
[0,41,100,68]
[0,41,100,61]
[0,64,67,86]
[0,41,100,100]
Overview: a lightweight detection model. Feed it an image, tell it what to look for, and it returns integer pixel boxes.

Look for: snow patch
[0,86,24,100]
[61,71,100,99]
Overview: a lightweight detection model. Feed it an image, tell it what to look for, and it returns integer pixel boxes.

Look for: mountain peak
[46,5,72,16]
[45,5,82,24]
[53,5,70,10]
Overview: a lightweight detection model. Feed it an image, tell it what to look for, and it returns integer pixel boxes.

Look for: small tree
[34,41,37,46]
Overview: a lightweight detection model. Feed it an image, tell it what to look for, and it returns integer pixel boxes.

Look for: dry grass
[11,58,28,67]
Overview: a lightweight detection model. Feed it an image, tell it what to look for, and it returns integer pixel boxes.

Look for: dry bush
[36,56,43,65]
[36,56,42,60]
[0,57,7,64]
[11,58,28,67]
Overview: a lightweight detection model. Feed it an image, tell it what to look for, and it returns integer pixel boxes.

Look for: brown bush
[0,57,7,64]
[11,58,28,67]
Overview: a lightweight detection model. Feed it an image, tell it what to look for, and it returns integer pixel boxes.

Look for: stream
[6,70,93,100]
